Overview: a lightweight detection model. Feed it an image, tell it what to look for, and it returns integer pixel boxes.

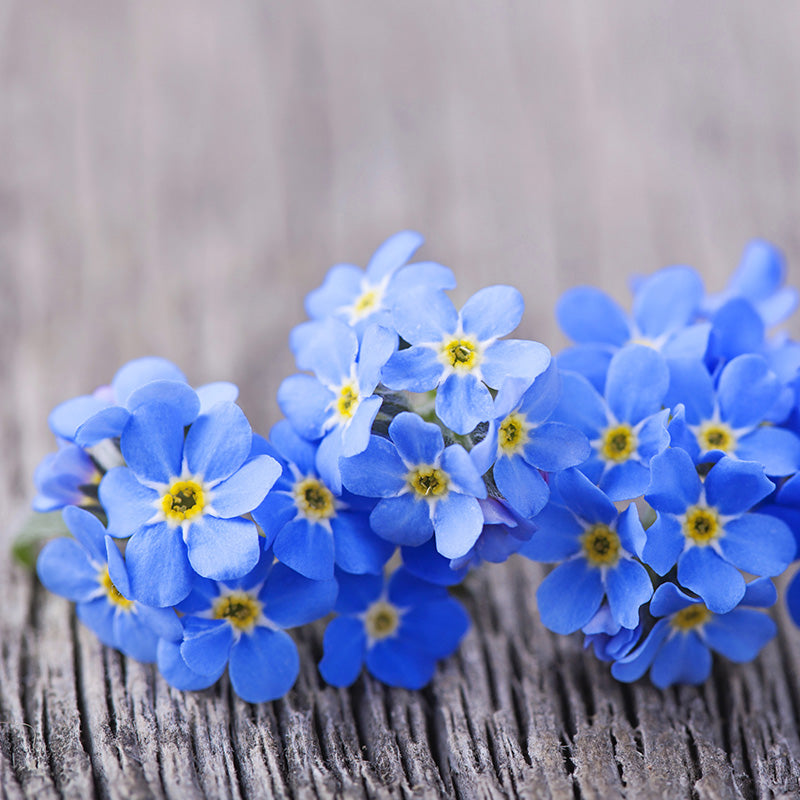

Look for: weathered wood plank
[4,1,800,798]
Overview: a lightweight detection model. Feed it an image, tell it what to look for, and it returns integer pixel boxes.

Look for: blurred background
[3,1,800,534]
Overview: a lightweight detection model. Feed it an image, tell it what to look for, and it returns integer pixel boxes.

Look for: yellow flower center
[683,506,720,544]
[601,424,637,462]
[581,524,621,567]
[365,601,400,640]
[671,604,711,631]
[161,480,205,524]
[294,478,336,521]
[99,567,133,610]
[353,288,379,317]
[441,337,480,371]
[212,592,262,632]
[407,466,449,498]
[697,422,736,453]
[498,412,529,456]
[336,383,359,419]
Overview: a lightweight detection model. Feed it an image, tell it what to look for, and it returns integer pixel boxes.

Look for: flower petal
[185,402,252,484]
[273,519,335,581]
[121,403,184,483]
[605,559,652,630]
[432,494,484,559]
[704,457,774,515]
[718,513,795,577]
[389,412,443,467]
[556,287,630,346]
[536,559,604,634]
[481,340,551,389]
[370,496,433,547]
[186,516,261,581]
[37,538,98,601]
[260,562,338,628]
[125,522,192,607]
[461,285,524,340]
[677,546,745,614]
[436,374,493,435]
[494,455,550,518]
[703,608,777,662]
[210,455,281,518]
[319,616,366,687]
[605,345,669,424]
[100,467,161,539]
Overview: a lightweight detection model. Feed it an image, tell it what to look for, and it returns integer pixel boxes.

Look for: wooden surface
[4,2,800,797]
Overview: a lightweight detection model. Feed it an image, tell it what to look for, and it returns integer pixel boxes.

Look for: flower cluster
[30,233,800,700]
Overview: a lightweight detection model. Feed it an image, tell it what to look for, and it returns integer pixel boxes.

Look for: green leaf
[12,511,70,570]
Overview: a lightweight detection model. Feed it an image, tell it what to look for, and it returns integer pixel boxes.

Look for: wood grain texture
[3,2,800,797]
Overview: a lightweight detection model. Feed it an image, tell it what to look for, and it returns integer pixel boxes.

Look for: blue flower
[521,469,652,634]
[666,354,800,476]
[251,421,393,580]
[381,286,551,434]
[278,321,396,492]
[582,603,643,663]
[290,230,455,351]
[172,552,337,703]
[33,443,101,512]
[48,356,238,449]
[551,346,671,501]
[643,450,795,613]
[319,568,469,689]
[470,361,590,517]
[557,266,710,392]
[99,401,281,607]
[611,580,778,688]
[702,240,798,327]
[36,506,182,662]
[339,412,487,558]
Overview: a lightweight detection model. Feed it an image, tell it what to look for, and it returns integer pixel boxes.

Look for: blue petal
[649,582,697,616]
[121,403,184,483]
[356,325,398,391]
[37,538,98,601]
[605,345,669,424]
[158,639,223,691]
[63,505,108,563]
[341,396,383,457]
[605,559,652,630]
[709,299,765,363]
[334,571,382,614]
[370,495,433,546]
[112,357,185,404]
[380,347,444,392]
[181,617,235,675]
[432,494,484,559]
[516,360,562,423]
[741,577,778,608]
[186,516,260,581]
[294,318,358,387]
[635,408,671,461]
[555,468,617,525]
[134,603,183,642]
[536,559,604,634]
[556,287,630,346]
[389,412,443,466]
[441,444,486,498]
[76,598,118,650]
[718,355,780,429]
[333,513,394,575]
[557,344,614,394]
[641,514,684,575]
[704,457,774,515]
[185,402,252,484]
[401,539,467,586]
[522,422,591,472]
[388,568,450,606]
[125,522,192,607]
[703,608,777,662]
[305,264,363,320]
[365,230,424,281]
[273,519,335,581]
[736,427,800,477]
[494,455,550,518]
[663,358,714,424]
[49,395,111,441]
[436,374,493,435]
[677,546,745,614]
[611,619,671,683]
[340,435,407,497]
[399,598,469,658]
[319,616,366,687]
[366,637,437,690]
[105,536,131,599]
[210,455,281,518]
[74,406,131,447]
[617,504,646,558]
[633,266,704,338]
[100,467,160,538]
[550,371,607,437]
[718,513,795,576]
[519,504,582,562]
[461,285,524,340]
[391,288,458,344]
[315,428,345,494]
[260,562,338,628]
[662,322,711,362]
[112,610,159,662]
[650,630,711,688]
[599,461,651,503]
[388,261,456,295]
[787,571,800,627]
[481,340,551,389]
[645,448,700,513]
[252,492,299,548]
[269,419,317,474]
[277,375,332,440]
[196,381,239,411]
[126,381,200,426]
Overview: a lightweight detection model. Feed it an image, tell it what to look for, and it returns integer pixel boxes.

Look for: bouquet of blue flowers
[27,232,800,701]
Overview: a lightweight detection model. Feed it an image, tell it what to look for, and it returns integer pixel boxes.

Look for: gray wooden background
[3,3,800,798]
